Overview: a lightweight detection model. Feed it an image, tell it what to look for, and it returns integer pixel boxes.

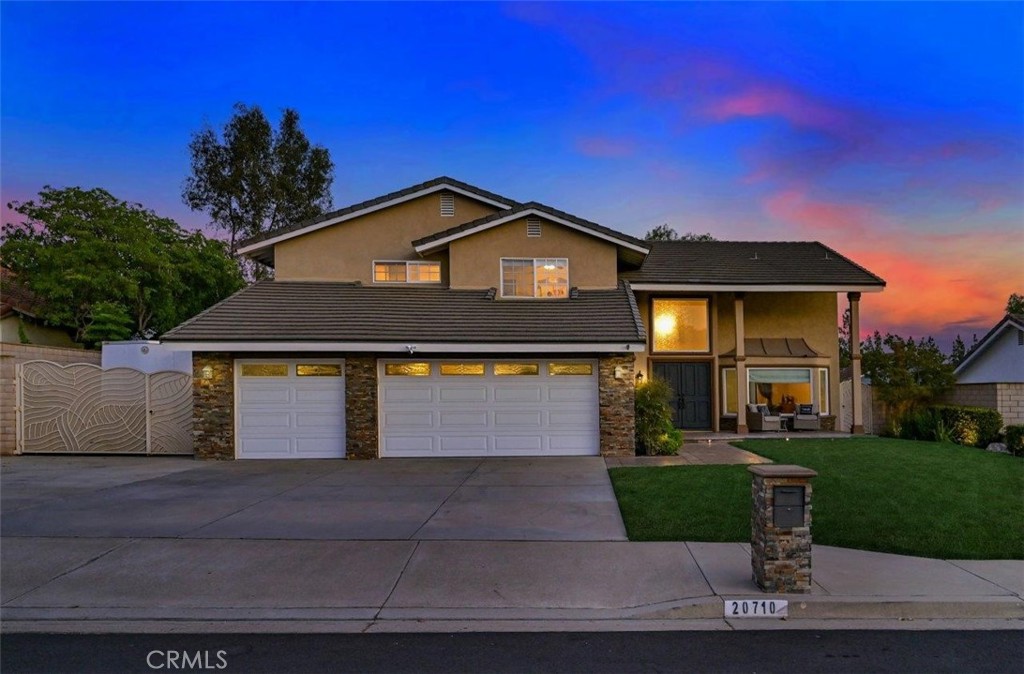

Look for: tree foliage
[1007,293,1024,315]
[182,103,335,256]
[643,225,716,241]
[1,186,244,346]
[860,331,956,421]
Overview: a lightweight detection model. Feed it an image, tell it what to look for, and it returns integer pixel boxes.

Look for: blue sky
[2,2,1022,344]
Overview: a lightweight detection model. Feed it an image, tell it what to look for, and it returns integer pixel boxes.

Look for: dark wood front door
[653,362,712,430]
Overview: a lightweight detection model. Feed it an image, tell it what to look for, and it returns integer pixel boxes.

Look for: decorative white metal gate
[16,361,193,455]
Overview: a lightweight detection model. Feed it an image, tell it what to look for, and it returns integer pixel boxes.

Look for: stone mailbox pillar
[748,464,818,593]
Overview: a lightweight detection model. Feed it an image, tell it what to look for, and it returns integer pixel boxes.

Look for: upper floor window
[651,298,710,352]
[373,260,441,284]
[501,258,568,298]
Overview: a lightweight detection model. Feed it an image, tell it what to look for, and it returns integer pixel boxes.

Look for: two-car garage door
[235,358,600,458]
[378,359,599,457]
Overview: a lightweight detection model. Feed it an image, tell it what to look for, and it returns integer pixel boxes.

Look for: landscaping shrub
[896,408,939,442]
[1006,425,1024,457]
[634,378,682,456]
[929,405,1003,448]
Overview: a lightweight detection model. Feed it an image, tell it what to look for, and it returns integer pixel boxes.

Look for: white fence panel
[17,361,192,455]
[839,380,873,434]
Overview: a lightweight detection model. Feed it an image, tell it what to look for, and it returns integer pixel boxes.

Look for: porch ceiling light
[654,313,676,336]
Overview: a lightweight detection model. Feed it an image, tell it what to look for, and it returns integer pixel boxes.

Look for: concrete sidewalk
[2,538,1021,632]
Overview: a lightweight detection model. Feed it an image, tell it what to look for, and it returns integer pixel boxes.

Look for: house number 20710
[724,599,788,618]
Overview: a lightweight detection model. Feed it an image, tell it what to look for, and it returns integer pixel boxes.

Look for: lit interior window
[652,299,709,352]
[501,258,568,298]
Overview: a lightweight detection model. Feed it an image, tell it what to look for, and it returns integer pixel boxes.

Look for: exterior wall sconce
[635,371,644,384]
[200,365,214,381]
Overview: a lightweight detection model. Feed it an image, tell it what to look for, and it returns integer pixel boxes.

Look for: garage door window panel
[494,363,539,376]
[240,363,288,377]
[549,363,593,376]
[440,363,485,376]
[296,364,342,376]
[385,362,432,376]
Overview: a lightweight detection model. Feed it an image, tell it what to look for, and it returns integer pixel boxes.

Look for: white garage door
[379,359,599,457]
[235,359,345,459]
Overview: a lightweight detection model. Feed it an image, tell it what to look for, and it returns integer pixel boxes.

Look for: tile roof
[620,241,886,287]
[162,281,646,344]
[0,267,43,319]
[411,201,649,252]
[237,176,519,251]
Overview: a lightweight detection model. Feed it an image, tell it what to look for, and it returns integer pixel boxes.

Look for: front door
[653,362,712,430]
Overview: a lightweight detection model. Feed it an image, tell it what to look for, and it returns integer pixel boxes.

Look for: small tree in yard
[634,378,683,455]
[860,331,956,432]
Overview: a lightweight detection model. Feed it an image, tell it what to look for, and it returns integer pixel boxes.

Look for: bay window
[722,367,829,415]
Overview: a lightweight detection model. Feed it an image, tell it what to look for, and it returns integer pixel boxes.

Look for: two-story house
[162,177,885,459]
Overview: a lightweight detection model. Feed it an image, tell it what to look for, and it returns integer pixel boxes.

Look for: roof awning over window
[722,338,824,358]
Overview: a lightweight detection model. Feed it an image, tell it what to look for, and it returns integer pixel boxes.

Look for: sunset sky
[2,2,1021,348]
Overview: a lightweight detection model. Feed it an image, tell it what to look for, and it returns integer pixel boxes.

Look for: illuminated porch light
[654,313,676,336]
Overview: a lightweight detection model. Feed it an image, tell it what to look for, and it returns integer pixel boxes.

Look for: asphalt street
[3,630,1022,674]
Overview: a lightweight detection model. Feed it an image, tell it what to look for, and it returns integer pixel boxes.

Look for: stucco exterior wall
[1,343,101,455]
[957,327,1024,384]
[1,315,80,349]
[274,192,499,283]
[448,217,619,290]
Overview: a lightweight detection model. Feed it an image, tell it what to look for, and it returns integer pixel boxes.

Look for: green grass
[609,437,1024,560]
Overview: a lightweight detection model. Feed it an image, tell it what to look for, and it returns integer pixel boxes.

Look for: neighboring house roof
[161,280,646,346]
[0,266,43,319]
[954,313,1024,377]
[236,177,520,265]
[620,241,886,291]
[722,338,825,358]
[411,201,650,264]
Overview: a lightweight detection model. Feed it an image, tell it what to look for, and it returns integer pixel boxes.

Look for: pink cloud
[574,135,636,158]
[702,84,859,137]
[762,188,879,239]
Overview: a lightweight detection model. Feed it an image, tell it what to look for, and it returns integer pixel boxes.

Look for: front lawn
[609,437,1024,560]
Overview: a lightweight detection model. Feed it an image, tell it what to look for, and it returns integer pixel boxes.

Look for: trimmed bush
[1006,425,1024,457]
[929,405,1003,448]
[634,378,683,456]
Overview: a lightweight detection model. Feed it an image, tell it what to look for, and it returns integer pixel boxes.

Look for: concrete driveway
[1,455,627,541]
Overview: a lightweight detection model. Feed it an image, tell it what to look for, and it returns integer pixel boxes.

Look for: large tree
[643,225,716,241]
[182,103,335,256]
[2,186,243,346]
[1007,293,1024,315]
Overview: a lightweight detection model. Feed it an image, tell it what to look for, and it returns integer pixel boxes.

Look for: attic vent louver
[440,193,455,217]
[527,218,542,237]
[485,287,497,300]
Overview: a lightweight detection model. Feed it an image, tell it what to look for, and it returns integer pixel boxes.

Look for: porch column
[735,293,748,434]
[848,292,865,434]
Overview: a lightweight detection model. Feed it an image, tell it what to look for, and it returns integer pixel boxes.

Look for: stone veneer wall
[749,470,815,593]
[193,352,234,460]
[345,356,379,459]
[599,354,636,457]
[942,383,1024,428]
[0,342,101,455]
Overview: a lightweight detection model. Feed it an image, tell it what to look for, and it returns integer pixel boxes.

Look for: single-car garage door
[236,359,345,459]
[379,359,599,457]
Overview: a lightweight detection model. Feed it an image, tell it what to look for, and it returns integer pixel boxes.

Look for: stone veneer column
[848,292,864,434]
[748,464,817,593]
[734,293,748,434]
[192,352,234,460]
[345,356,379,459]
[599,354,636,457]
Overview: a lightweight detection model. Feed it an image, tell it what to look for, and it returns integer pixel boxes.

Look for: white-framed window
[373,260,441,284]
[500,258,568,298]
[722,367,829,415]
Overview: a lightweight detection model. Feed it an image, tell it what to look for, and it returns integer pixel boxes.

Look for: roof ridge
[813,241,887,286]
[237,176,520,251]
